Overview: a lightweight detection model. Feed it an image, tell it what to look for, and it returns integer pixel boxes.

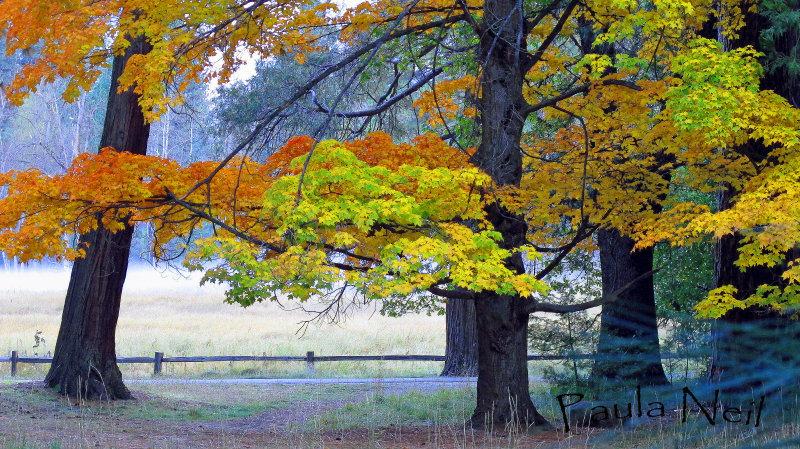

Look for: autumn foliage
[0,133,543,306]
[1,0,799,320]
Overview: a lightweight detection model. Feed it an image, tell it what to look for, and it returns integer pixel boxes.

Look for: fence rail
[1,350,704,377]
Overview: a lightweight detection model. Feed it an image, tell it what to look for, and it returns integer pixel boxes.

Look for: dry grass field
[0,266,446,379]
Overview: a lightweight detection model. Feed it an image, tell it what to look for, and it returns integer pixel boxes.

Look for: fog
[0,264,225,296]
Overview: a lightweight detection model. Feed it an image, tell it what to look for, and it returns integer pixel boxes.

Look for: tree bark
[45,35,152,400]
[709,4,800,395]
[471,287,548,428]
[592,228,668,386]
[441,297,478,376]
[466,0,552,427]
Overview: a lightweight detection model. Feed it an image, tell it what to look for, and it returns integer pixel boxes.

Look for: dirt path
[126,376,479,385]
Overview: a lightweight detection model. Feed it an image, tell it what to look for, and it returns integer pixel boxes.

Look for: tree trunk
[441,297,478,376]
[471,288,548,428]
[45,35,152,400]
[709,4,800,395]
[465,0,551,428]
[592,228,668,386]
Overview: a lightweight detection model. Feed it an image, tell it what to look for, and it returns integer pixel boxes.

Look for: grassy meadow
[0,266,448,379]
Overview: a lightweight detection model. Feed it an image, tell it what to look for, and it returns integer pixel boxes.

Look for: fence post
[10,351,18,377]
[154,351,164,375]
[306,351,315,373]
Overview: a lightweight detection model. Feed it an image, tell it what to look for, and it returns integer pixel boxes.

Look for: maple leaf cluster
[0,133,545,305]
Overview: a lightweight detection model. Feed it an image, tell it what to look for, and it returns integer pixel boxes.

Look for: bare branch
[427,285,476,300]
[523,268,660,314]
[310,67,444,118]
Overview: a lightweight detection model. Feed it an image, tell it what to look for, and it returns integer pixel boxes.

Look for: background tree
[697,0,800,394]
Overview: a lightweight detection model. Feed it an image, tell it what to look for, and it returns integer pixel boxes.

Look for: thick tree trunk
[465,0,551,428]
[441,297,478,376]
[709,5,800,395]
[592,228,668,386]
[45,35,152,400]
[44,226,137,399]
[471,288,548,428]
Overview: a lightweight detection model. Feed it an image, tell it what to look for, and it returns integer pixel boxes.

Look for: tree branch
[532,222,599,280]
[523,268,660,314]
[179,13,468,201]
[427,285,476,300]
[523,79,643,115]
[523,0,579,73]
[163,187,284,252]
[310,67,444,118]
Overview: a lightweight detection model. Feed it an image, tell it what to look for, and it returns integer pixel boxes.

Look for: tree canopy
[1,0,799,327]
[0,132,548,305]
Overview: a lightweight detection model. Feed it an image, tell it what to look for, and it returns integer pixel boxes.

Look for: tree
[0,0,338,398]
[212,52,482,378]
[693,2,800,394]
[567,18,669,388]
[612,1,800,396]
[41,34,152,399]
[218,38,482,378]
[2,0,799,429]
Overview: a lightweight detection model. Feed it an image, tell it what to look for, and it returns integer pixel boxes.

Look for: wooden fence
[0,351,606,376]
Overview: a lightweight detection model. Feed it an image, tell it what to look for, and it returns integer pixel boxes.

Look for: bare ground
[0,380,590,449]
